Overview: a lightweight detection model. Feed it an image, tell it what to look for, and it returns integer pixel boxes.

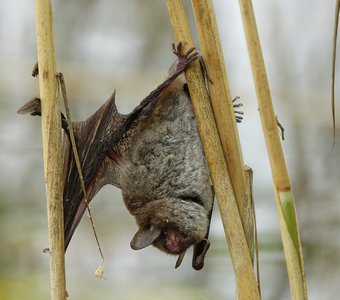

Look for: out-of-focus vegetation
[1,1,339,299]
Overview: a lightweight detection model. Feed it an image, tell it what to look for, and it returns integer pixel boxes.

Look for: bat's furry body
[18,44,215,269]
[121,78,213,255]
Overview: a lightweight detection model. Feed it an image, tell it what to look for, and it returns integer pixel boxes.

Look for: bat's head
[130,225,196,255]
[129,198,210,269]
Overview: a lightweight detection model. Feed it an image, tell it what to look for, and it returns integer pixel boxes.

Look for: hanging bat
[18,43,242,270]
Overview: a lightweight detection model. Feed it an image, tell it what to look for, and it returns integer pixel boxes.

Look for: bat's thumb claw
[42,247,50,254]
[17,97,41,116]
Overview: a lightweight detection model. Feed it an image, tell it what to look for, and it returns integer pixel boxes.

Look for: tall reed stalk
[34,1,66,299]
[239,0,308,299]
[191,0,256,269]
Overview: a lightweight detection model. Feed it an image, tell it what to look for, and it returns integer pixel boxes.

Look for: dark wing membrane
[63,92,129,248]
[17,94,129,249]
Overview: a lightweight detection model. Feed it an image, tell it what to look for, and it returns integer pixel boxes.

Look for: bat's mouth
[163,228,186,254]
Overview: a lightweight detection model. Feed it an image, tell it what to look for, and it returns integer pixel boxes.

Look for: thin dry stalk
[166,1,260,299]
[332,0,340,148]
[34,0,66,299]
[239,0,307,298]
[57,74,105,278]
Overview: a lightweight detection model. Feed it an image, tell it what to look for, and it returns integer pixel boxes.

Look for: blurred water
[1,1,340,299]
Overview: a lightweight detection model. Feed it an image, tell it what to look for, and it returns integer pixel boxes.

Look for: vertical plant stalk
[238,0,307,299]
[191,0,255,267]
[166,1,260,299]
[332,0,340,148]
[34,1,66,299]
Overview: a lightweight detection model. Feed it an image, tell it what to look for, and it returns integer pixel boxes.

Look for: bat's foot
[172,42,199,73]
[192,239,210,270]
[171,43,212,84]
[233,96,244,123]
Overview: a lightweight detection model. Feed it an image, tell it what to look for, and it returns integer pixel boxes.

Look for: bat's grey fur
[120,78,213,255]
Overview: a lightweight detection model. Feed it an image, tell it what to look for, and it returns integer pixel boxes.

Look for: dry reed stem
[34,1,66,299]
[191,0,255,267]
[167,1,260,299]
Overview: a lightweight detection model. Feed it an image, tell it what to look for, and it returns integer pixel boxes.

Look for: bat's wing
[18,94,129,248]
[62,91,129,248]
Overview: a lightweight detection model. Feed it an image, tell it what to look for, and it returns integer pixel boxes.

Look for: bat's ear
[192,239,210,270]
[130,226,161,250]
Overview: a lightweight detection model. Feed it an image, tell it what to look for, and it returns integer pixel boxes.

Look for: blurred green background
[1,1,339,299]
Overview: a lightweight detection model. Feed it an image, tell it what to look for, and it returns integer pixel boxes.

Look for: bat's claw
[172,42,212,84]
[233,96,243,107]
[172,42,199,73]
[17,97,41,116]
[32,62,39,77]
[233,96,244,123]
